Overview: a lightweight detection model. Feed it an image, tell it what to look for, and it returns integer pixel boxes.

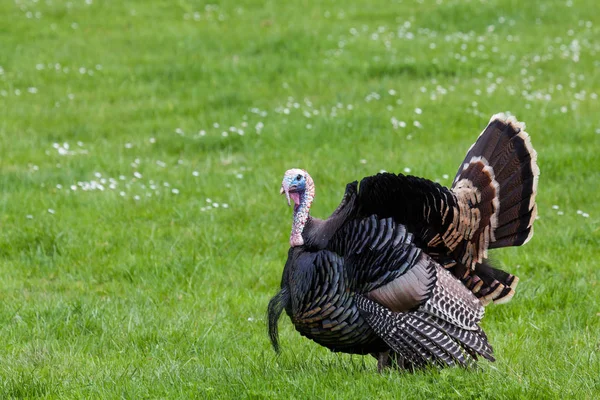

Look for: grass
[0,0,599,398]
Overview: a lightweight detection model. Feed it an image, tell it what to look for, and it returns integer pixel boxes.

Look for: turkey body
[270,194,494,369]
[268,114,538,370]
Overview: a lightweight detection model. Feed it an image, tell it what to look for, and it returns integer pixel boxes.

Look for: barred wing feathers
[270,215,494,368]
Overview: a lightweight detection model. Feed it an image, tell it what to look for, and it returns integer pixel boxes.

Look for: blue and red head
[280,168,314,208]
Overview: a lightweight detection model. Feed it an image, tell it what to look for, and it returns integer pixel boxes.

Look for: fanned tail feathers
[455,113,539,251]
[463,259,520,305]
[450,113,539,304]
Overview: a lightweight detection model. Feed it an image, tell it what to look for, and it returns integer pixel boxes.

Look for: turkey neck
[290,179,315,247]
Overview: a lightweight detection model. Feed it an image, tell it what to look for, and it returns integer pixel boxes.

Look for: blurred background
[0,0,598,398]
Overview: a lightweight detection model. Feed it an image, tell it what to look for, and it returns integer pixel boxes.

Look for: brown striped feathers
[449,113,539,304]
[455,113,538,251]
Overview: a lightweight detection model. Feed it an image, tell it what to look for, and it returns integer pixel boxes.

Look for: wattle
[290,192,301,207]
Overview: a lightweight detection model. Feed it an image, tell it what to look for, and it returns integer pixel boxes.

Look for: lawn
[0,0,599,398]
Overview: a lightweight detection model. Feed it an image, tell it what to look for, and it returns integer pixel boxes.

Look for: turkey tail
[356,295,494,369]
[452,114,540,304]
[455,259,519,305]
[454,113,539,251]
[448,114,538,302]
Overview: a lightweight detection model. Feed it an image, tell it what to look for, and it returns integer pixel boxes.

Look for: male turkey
[268,113,539,370]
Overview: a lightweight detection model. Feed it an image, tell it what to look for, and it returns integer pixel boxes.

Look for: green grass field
[1,0,599,398]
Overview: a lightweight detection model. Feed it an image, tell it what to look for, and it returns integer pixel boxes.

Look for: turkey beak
[280,184,291,206]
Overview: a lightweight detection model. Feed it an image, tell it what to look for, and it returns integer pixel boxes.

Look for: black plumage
[269,114,538,370]
[270,214,493,368]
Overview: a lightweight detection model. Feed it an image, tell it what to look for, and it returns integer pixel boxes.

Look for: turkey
[268,113,539,370]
